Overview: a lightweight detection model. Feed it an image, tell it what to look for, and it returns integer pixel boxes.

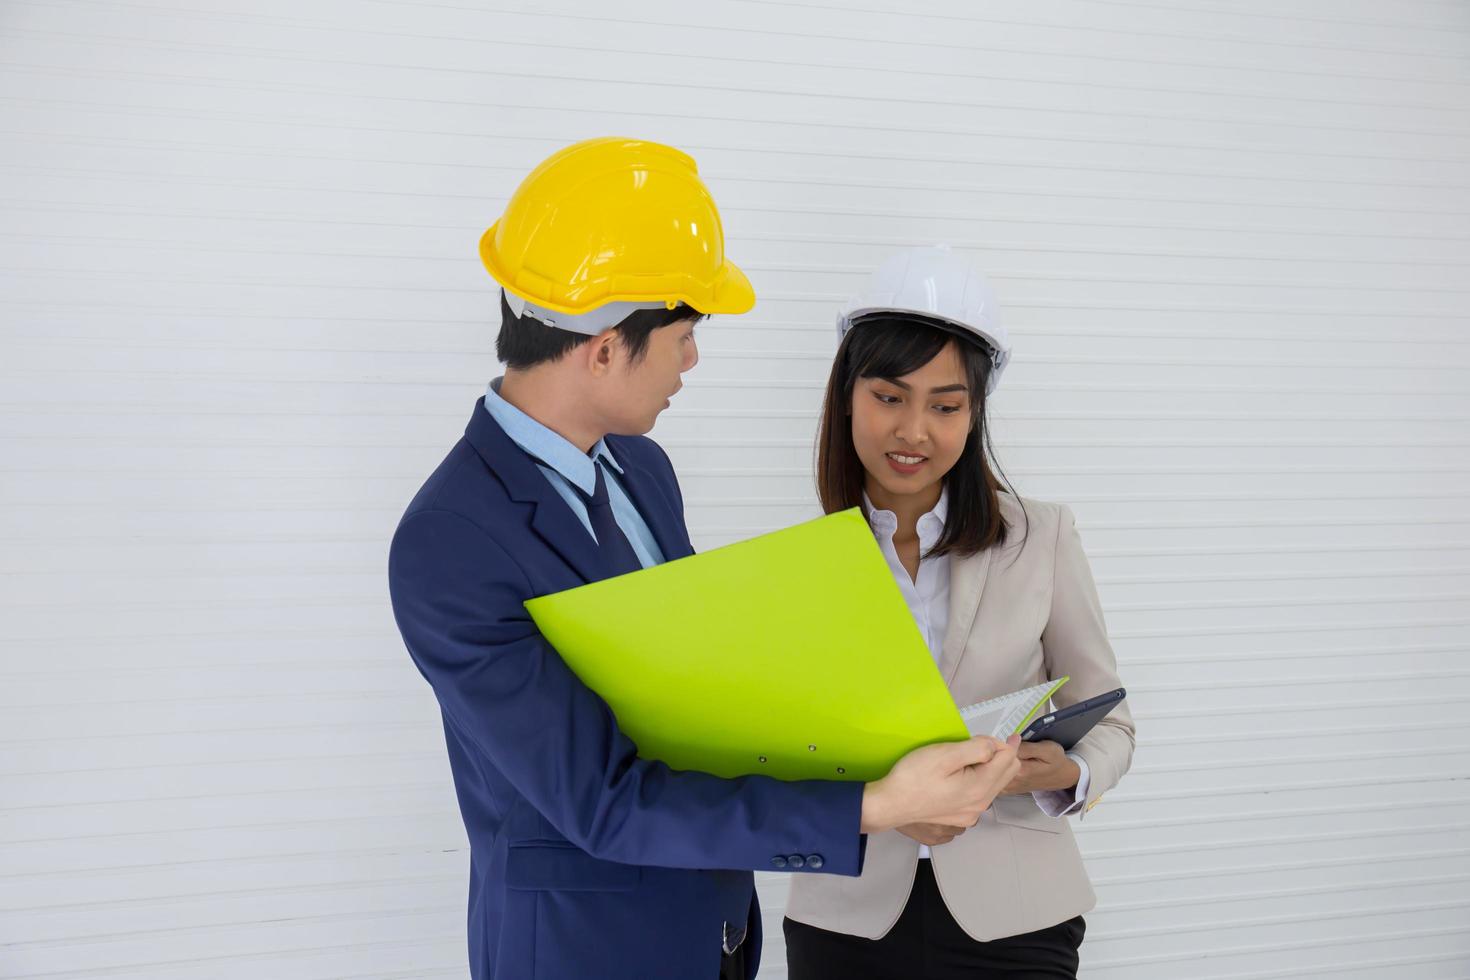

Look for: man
[388,137,1020,980]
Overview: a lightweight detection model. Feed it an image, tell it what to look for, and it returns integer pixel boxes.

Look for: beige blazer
[785,494,1136,943]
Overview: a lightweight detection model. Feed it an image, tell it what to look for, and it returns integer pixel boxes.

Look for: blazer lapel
[463,398,607,584]
[938,546,994,686]
[606,441,695,562]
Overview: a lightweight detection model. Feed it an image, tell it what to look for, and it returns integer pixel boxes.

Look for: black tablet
[1020,688,1126,751]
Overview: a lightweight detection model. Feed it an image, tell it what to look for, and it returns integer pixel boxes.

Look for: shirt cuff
[1032,753,1091,818]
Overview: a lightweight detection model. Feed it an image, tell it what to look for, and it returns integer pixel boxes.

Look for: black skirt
[784,860,1085,980]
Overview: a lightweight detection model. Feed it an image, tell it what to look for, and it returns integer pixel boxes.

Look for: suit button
[771,856,788,869]
[806,854,824,870]
[788,855,805,869]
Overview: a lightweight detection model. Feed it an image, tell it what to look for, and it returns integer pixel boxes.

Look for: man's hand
[896,822,968,847]
[1000,739,1081,796]
[860,734,1021,834]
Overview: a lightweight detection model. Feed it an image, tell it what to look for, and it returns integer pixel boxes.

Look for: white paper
[958,680,1065,739]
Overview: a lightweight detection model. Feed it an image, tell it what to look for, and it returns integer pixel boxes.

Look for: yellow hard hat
[480,137,755,331]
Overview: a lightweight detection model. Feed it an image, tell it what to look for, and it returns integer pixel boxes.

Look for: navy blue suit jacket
[389,399,867,980]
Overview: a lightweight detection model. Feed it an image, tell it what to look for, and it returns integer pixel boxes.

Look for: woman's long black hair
[815,312,1026,560]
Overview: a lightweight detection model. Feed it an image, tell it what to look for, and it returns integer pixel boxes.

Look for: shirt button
[771,856,788,869]
[788,855,805,869]
[806,854,824,870]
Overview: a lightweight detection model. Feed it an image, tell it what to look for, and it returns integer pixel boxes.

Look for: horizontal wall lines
[0,656,407,677]
[0,934,462,980]
[1083,924,1469,972]
[1078,796,1470,834]
[1091,770,1470,805]
[1086,899,1470,945]
[3,870,460,914]
[16,263,1470,311]
[1133,694,1462,722]
[9,94,1470,189]
[78,0,1470,64]
[1122,641,1469,664]
[11,12,1470,116]
[0,841,466,881]
[5,901,464,951]
[12,10,1470,101]
[0,780,449,814]
[0,627,387,648]
[9,113,1470,193]
[1089,847,1470,888]
[1086,950,1470,980]
[12,152,1470,232]
[1125,745,1470,776]
[11,192,1470,244]
[7,225,1470,274]
[2,810,452,847]
[0,720,438,747]
[1108,616,1470,639]
[738,231,1470,270]
[735,0,1470,37]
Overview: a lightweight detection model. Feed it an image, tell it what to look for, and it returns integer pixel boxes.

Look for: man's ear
[584,329,620,378]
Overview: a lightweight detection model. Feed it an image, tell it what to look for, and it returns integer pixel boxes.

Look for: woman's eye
[936,405,962,414]
[875,393,900,405]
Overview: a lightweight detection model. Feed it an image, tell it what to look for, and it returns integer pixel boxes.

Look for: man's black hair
[495,292,706,369]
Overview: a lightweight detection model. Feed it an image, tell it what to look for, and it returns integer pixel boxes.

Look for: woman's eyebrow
[879,377,969,395]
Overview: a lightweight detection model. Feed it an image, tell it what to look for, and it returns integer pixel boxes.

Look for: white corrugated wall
[2,1,1468,977]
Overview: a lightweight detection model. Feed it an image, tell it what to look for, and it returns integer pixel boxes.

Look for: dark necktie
[577,462,644,579]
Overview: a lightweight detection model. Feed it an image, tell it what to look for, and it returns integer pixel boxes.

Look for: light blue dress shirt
[484,379,665,570]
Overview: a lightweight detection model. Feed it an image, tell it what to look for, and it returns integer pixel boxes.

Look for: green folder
[525,508,971,782]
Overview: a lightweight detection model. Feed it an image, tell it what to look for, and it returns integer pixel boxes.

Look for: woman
[783,246,1136,980]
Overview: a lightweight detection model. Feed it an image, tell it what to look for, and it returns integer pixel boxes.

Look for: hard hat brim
[481,221,755,317]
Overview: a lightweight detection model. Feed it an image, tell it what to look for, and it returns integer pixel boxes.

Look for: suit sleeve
[388,508,866,872]
[1039,504,1137,820]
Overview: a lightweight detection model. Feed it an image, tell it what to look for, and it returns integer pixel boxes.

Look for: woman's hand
[896,822,968,847]
[1000,739,1081,796]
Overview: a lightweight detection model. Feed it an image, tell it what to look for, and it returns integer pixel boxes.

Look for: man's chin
[607,414,660,438]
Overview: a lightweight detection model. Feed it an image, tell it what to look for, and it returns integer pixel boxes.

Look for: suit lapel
[606,440,694,562]
[463,398,607,584]
[938,546,994,686]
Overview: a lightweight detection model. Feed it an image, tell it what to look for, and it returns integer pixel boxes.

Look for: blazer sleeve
[1039,504,1137,820]
[388,507,866,873]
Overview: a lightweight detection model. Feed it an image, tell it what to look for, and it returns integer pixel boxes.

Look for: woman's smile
[885,451,929,475]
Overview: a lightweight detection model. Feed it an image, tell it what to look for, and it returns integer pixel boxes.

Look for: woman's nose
[894,414,929,445]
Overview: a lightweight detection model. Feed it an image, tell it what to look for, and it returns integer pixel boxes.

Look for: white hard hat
[836,245,1011,394]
